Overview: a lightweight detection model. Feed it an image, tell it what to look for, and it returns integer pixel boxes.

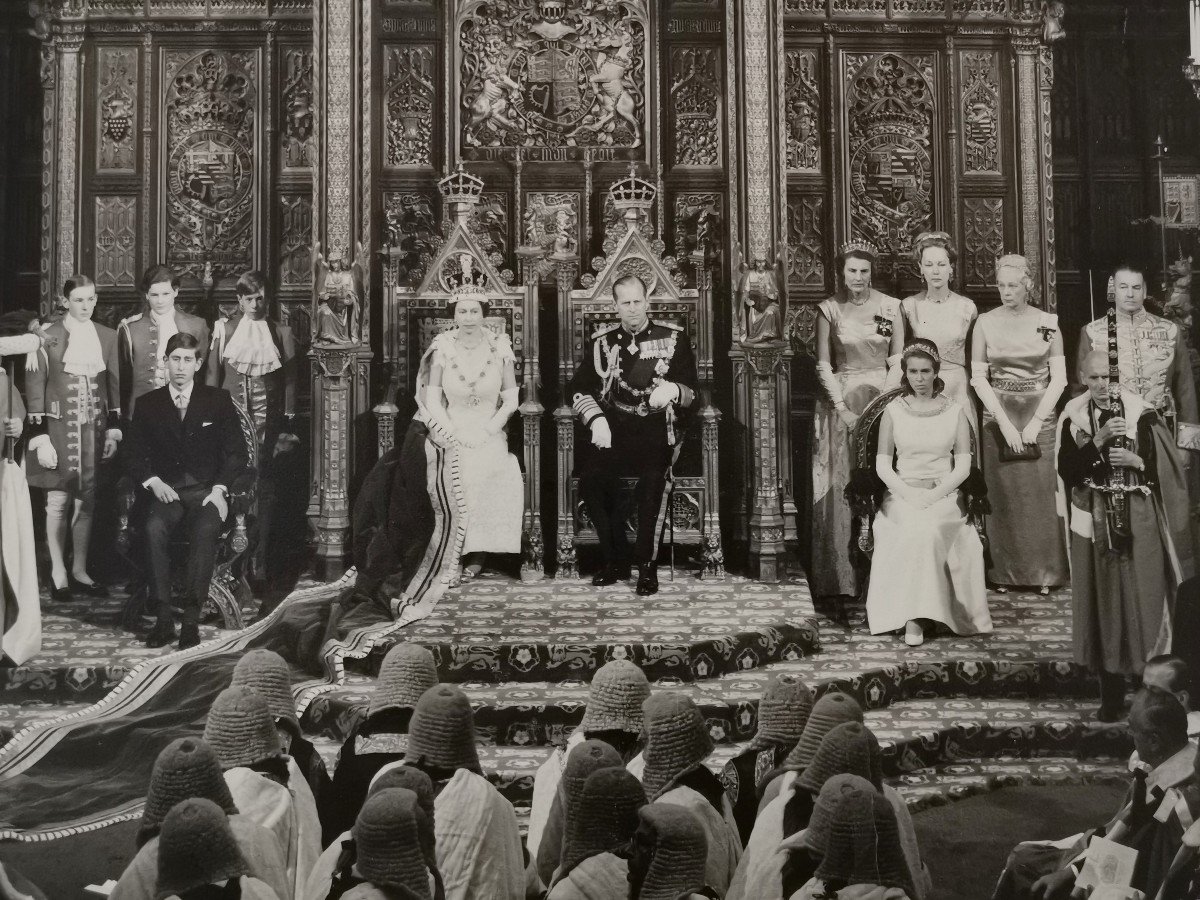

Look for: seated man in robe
[1057,351,1195,721]
[992,689,1199,900]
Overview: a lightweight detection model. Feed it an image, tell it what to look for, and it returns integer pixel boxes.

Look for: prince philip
[567,274,699,595]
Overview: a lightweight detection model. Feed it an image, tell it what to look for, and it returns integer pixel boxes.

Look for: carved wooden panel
[94,196,137,287]
[383,190,439,286]
[1050,42,1079,161]
[96,47,137,173]
[1092,180,1145,264]
[469,191,510,261]
[784,49,820,174]
[162,49,258,282]
[668,46,721,168]
[523,191,580,258]
[960,51,1000,174]
[456,2,647,154]
[962,197,1004,289]
[280,48,314,171]
[1052,179,1083,275]
[786,194,826,290]
[673,192,721,263]
[845,52,935,255]
[1085,40,1134,161]
[602,191,654,249]
[384,44,435,168]
[279,194,312,287]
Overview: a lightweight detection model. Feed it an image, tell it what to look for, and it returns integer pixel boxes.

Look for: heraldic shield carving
[845,53,935,255]
[456,0,647,154]
[163,50,258,282]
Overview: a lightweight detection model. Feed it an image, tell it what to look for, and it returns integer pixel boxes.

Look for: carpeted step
[348,576,822,684]
[891,756,1131,814]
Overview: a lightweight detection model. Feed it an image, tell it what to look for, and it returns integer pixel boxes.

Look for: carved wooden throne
[555,168,724,579]
[381,166,545,577]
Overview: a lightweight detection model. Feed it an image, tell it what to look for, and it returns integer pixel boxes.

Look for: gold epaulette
[591,322,620,340]
[656,320,684,332]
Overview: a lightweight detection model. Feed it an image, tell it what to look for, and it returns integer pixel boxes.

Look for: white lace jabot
[222,317,281,377]
[61,316,104,377]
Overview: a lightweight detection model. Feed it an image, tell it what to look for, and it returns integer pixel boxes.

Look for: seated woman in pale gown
[419,290,523,578]
[865,339,991,647]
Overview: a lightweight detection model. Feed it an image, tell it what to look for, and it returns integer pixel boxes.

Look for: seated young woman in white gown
[865,338,992,646]
[419,291,523,578]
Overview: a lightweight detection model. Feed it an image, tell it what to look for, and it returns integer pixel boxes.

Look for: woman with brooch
[417,277,523,579]
[894,231,979,438]
[969,254,1069,594]
[811,239,903,603]
[26,275,122,601]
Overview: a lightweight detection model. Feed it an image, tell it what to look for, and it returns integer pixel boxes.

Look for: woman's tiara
[902,340,941,363]
[839,239,878,257]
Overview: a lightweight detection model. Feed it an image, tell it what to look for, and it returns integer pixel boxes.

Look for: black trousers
[144,483,225,627]
[579,410,672,568]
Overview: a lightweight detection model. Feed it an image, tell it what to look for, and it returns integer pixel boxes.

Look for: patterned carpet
[0,573,1132,820]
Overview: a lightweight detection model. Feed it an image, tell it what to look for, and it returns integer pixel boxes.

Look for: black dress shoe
[144,623,177,649]
[591,565,630,587]
[177,624,201,651]
[49,583,74,603]
[635,565,659,596]
[69,577,109,598]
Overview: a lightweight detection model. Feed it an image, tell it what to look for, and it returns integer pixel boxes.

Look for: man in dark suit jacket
[125,332,248,649]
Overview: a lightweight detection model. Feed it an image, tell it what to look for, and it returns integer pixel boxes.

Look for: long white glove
[816,361,846,411]
[875,453,925,508]
[29,434,57,469]
[1021,356,1068,445]
[929,452,972,502]
[422,386,456,443]
[486,387,520,434]
[970,361,1022,452]
[884,353,903,389]
[591,418,612,449]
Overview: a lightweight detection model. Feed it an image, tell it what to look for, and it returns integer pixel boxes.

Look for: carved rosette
[669,46,721,167]
[385,45,435,167]
[96,46,138,173]
[845,52,934,255]
[163,50,258,282]
[784,49,820,173]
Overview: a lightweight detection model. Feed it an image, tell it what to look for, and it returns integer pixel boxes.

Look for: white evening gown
[434,331,523,554]
[865,398,991,636]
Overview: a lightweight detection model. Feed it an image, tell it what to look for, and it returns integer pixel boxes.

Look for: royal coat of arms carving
[457,0,648,153]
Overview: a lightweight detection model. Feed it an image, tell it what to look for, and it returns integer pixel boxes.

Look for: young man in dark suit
[125,332,248,649]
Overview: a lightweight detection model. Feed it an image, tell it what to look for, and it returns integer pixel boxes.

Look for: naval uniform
[567,318,698,571]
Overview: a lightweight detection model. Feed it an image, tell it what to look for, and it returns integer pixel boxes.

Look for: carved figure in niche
[551,208,576,258]
[735,245,783,345]
[313,241,364,345]
[465,25,522,146]
[285,82,313,146]
[1042,1,1066,44]
[27,1,50,41]
[574,21,642,148]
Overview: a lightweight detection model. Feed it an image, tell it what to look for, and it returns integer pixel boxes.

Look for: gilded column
[1037,44,1058,311]
[730,0,790,580]
[42,24,83,310]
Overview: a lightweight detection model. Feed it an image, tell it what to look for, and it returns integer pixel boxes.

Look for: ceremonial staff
[1098,275,1134,544]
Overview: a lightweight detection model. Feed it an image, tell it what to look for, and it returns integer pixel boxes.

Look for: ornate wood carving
[786,194,826,290]
[669,46,721,168]
[962,197,1005,289]
[1085,40,1134,160]
[322,0,354,258]
[96,47,137,173]
[56,38,83,296]
[1050,41,1078,160]
[961,51,1000,174]
[845,52,934,255]
[280,47,313,170]
[469,190,510,261]
[162,49,258,282]
[456,0,647,154]
[834,0,885,12]
[673,192,721,266]
[784,48,820,173]
[94,196,137,287]
[382,190,439,286]
[1052,179,1083,275]
[279,194,312,286]
[384,44,435,168]
[742,0,774,258]
[523,191,580,261]
[602,190,653,246]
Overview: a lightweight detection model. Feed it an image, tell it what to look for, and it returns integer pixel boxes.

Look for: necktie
[176,393,187,421]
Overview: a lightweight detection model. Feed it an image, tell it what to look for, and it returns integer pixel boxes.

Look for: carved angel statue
[1041,1,1066,43]
[733,241,784,346]
[313,240,365,345]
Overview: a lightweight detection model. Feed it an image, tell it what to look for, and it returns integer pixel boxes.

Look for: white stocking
[45,489,71,589]
[70,493,95,582]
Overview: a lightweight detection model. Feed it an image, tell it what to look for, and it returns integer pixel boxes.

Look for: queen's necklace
[450,334,495,407]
